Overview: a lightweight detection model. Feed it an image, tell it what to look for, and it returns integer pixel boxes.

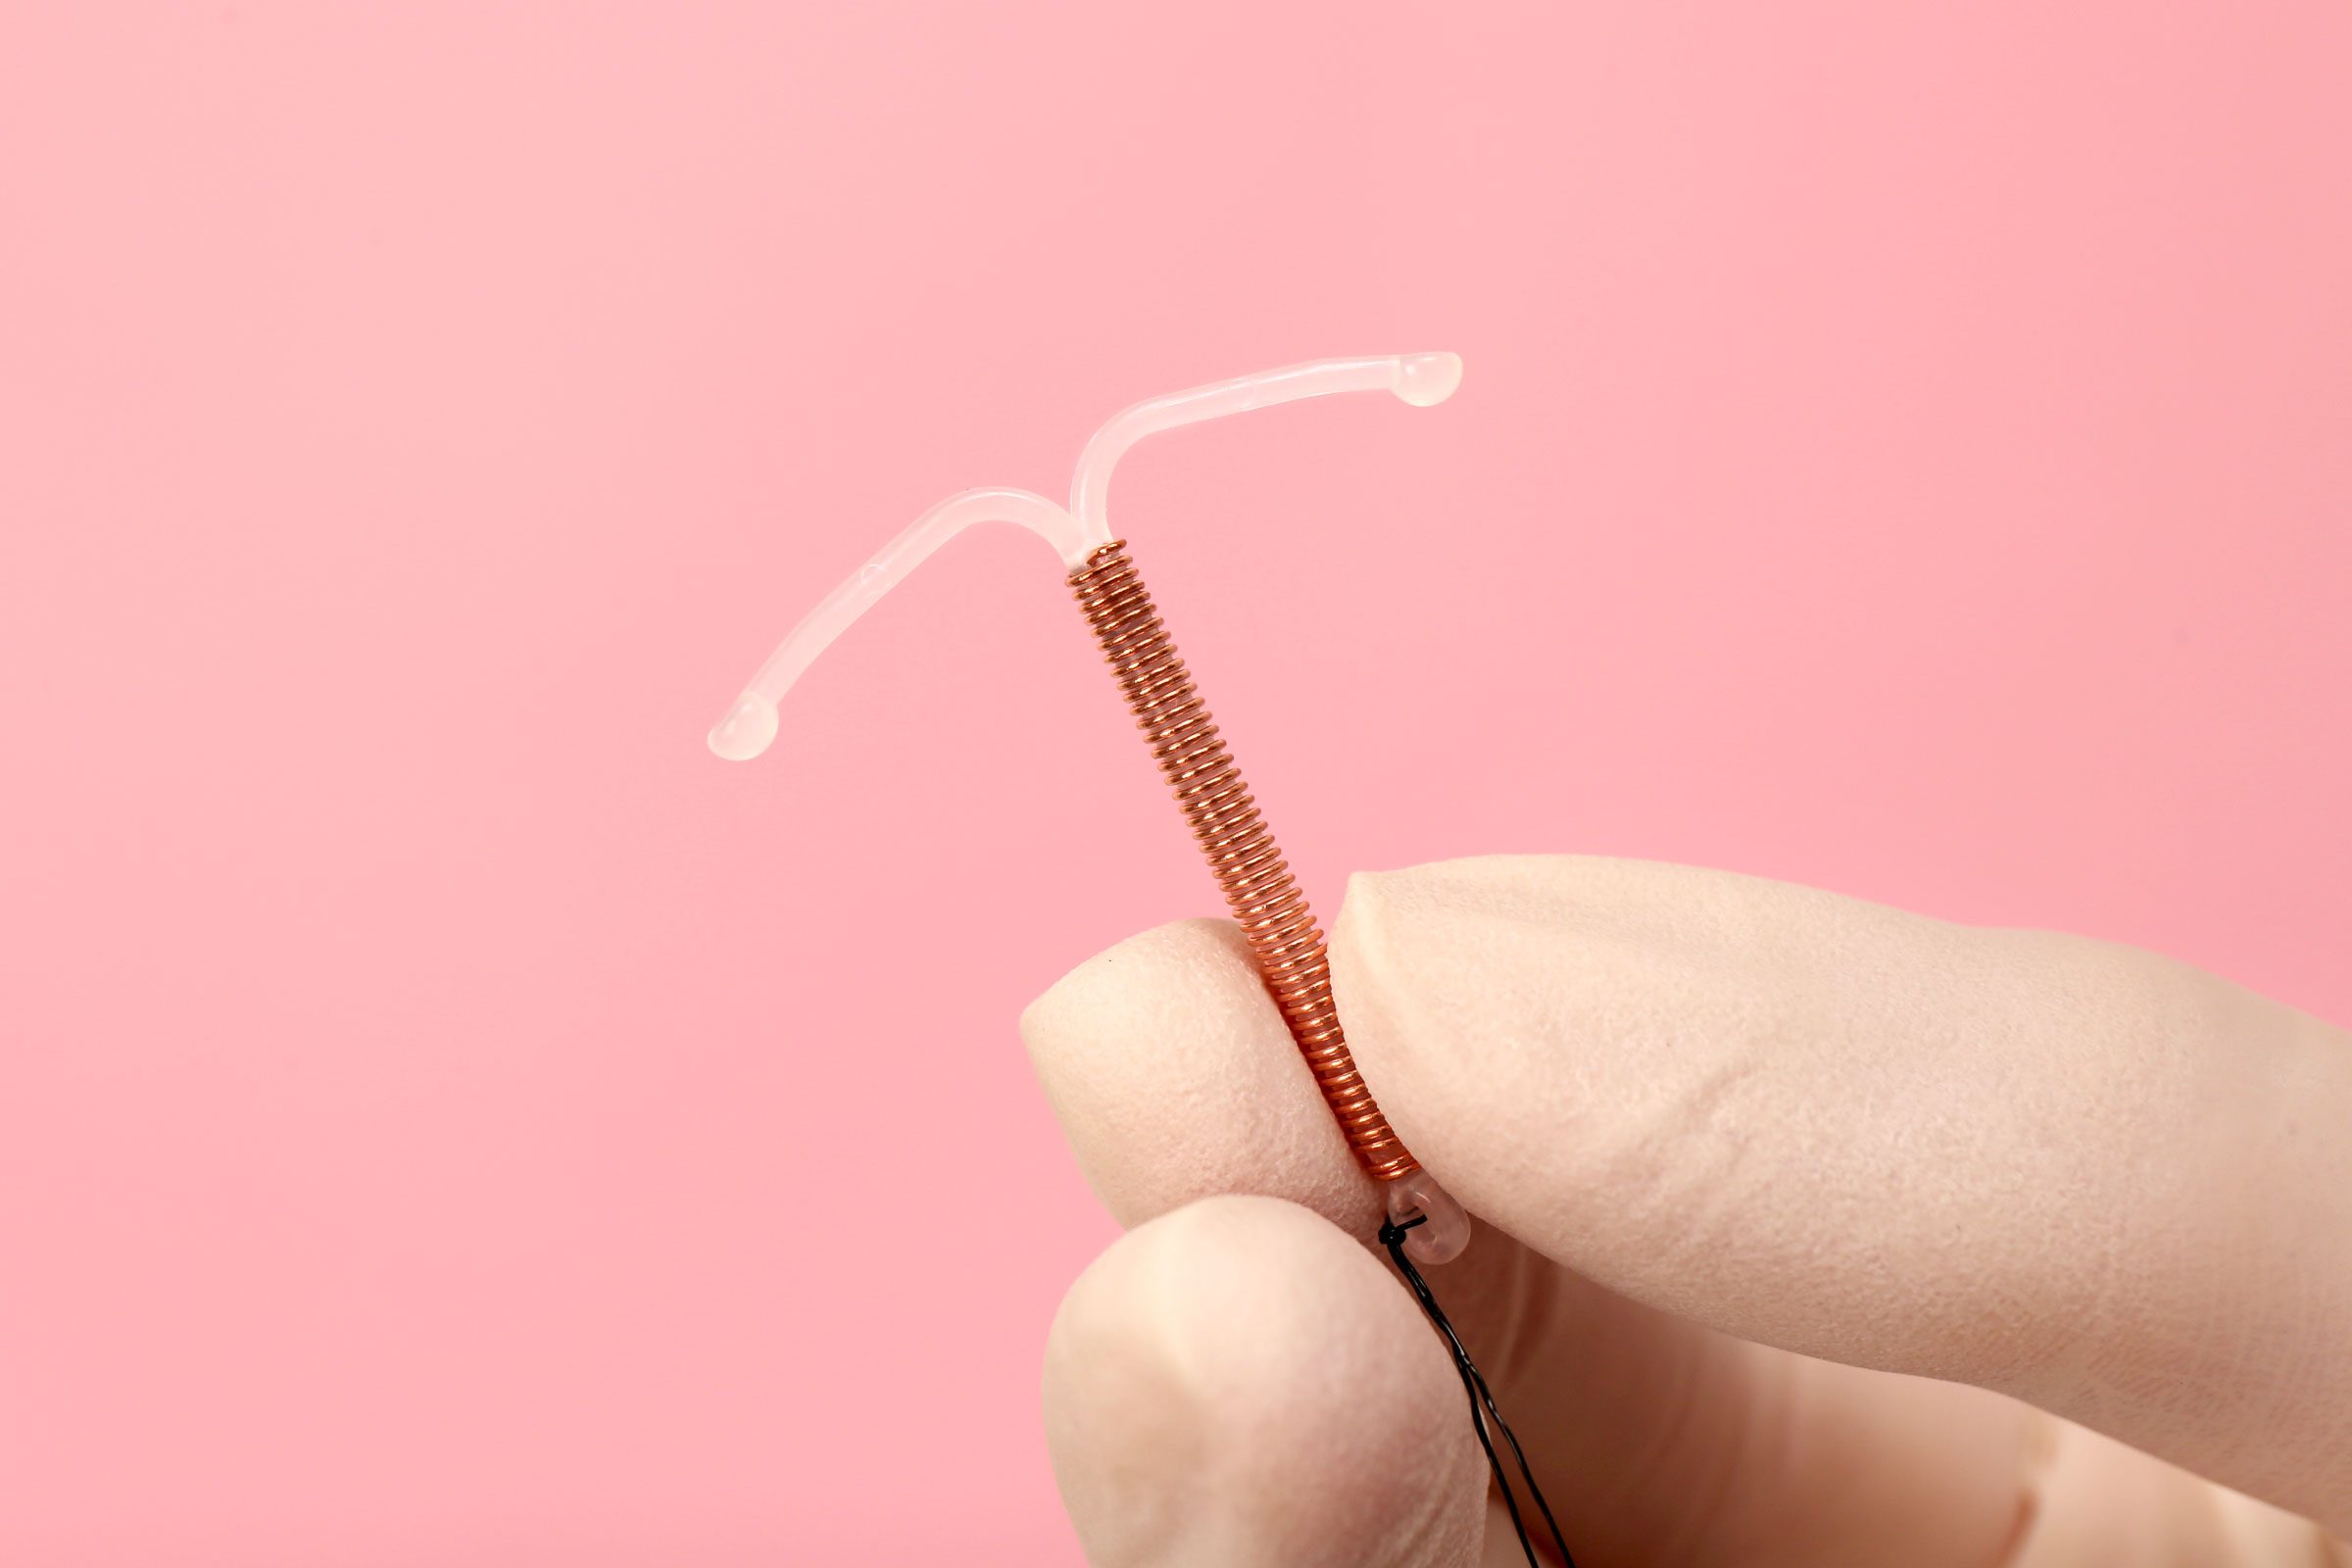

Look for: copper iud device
[708,353,1473,1266]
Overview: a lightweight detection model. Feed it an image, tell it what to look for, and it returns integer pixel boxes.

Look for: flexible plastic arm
[1069,352,1462,540]
[707,487,1089,761]
[707,353,1464,764]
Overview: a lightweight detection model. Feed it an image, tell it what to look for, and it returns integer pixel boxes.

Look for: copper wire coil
[1066,539,1418,1183]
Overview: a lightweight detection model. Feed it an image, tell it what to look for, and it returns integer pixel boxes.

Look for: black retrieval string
[1378,1215,1577,1568]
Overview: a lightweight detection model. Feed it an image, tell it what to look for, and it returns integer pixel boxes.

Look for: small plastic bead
[1385,1167,1471,1265]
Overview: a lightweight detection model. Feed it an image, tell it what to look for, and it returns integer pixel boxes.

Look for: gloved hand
[1022,856,2352,1566]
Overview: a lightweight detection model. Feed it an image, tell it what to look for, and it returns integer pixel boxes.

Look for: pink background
[4,3,2347,1561]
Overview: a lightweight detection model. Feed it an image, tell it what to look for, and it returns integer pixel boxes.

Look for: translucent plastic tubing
[706,352,1463,763]
[707,353,1473,1265]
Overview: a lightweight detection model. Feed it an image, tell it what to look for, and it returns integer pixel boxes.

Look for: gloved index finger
[1327,854,2352,1536]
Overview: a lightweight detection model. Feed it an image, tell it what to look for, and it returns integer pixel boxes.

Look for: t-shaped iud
[709,354,1473,1267]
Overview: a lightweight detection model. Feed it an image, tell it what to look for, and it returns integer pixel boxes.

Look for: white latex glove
[1023,857,2352,1566]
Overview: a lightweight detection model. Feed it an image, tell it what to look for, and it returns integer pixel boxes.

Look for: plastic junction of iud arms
[708,353,1473,1267]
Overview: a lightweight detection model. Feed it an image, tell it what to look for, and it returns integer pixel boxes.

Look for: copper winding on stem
[1066,539,1419,1183]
